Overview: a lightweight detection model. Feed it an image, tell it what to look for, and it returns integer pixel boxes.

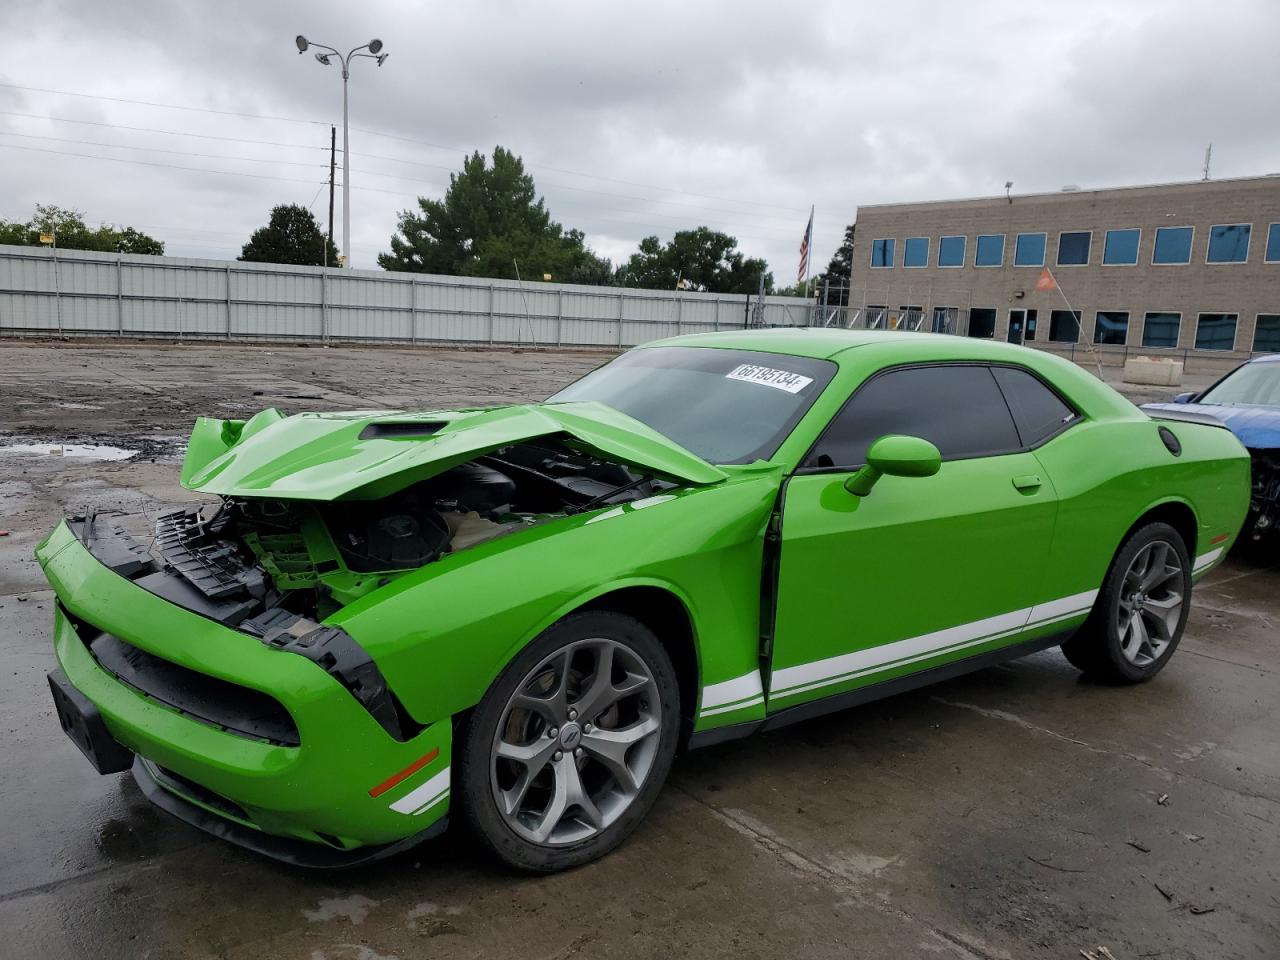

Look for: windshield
[1198,361,1280,407]
[547,346,837,464]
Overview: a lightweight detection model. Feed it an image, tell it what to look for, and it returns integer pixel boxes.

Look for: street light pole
[295,34,387,268]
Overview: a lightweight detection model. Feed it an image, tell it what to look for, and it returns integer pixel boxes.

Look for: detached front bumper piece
[37,519,454,864]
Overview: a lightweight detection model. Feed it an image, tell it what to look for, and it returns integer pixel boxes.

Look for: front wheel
[457,611,680,872]
[1061,522,1192,683]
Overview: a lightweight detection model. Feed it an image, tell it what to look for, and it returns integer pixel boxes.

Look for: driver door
[768,363,1061,713]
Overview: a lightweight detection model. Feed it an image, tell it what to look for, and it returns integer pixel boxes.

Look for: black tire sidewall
[1096,522,1193,682]
[457,610,681,873]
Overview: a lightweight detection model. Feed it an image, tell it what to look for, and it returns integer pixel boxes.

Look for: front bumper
[37,520,453,858]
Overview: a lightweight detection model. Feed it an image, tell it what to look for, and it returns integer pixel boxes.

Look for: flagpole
[1043,266,1103,379]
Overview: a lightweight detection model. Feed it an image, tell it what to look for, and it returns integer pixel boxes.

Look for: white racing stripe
[695,588,1100,713]
[389,767,451,816]
[1193,547,1222,573]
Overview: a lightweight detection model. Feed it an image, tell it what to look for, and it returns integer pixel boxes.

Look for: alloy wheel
[490,638,662,846]
[1116,539,1184,667]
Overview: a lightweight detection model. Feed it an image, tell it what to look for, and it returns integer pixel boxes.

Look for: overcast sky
[2,0,1278,281]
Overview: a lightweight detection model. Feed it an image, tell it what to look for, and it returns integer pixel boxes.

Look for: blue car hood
[1144,402,1280,450]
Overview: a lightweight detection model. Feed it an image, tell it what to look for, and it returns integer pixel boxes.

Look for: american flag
[797,206,814,283]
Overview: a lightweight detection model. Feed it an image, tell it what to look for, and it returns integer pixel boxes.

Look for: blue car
[1145,354,1280,542]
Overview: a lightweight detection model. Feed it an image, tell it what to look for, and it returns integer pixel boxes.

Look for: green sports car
[39,330,1250,872]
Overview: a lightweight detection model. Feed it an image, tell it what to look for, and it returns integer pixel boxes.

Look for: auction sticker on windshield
[725,363,814,394]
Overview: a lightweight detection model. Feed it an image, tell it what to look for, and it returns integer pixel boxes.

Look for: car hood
[1144,402,1280,450]
[180,401,729,501]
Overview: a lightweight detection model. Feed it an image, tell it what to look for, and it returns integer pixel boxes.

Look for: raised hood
[180,401,728,501]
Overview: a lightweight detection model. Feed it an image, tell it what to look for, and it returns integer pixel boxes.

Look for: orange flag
[1034,268,1057,292]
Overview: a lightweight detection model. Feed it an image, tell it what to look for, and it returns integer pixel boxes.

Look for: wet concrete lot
[1,340,1276,959]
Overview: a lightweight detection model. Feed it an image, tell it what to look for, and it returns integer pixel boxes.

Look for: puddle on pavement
[0,442,138,461]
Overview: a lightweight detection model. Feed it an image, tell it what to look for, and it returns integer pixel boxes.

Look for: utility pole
[327,125,336,268]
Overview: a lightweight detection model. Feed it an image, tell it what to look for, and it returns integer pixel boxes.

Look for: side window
[990,366,1077,446]
[808,365,1021,468]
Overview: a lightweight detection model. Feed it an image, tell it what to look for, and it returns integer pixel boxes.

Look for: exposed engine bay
[84,440,673,632]
[1248,449,1280,540]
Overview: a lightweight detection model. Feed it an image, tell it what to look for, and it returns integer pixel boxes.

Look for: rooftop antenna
[1004,180,1013,203]
[1202,143,1212,181]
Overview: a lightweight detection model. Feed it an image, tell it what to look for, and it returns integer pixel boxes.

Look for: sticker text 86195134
[725,364,814,394]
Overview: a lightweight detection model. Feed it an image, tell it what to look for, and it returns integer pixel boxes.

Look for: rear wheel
[457,611,679,872]
[1061,522,1191,683]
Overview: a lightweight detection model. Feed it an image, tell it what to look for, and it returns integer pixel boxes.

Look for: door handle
[1012,474,1042,491]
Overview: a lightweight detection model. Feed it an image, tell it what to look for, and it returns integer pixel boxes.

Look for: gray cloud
[1,0,1277,277]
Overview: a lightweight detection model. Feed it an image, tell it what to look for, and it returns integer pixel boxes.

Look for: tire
[456,610,680,872]
[1061,522,1192,683]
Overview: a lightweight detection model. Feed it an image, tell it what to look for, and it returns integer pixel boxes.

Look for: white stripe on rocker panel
[701,670,764,710]
[390,768,451,815]
[1193,548,1222,572]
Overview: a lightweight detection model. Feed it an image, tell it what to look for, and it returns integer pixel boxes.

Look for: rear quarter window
[990,366,1078,446]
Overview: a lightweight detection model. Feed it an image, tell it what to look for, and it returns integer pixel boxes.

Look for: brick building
[847,175,1280,358]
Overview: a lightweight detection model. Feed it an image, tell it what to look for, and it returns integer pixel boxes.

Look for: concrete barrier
[1123,356,1184,386]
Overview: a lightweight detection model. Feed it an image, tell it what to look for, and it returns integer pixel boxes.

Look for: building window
[866,305,888,329]
[1102,229,1140,265]
[1265,223,1280,263]
[975,234,1005,267]
[938,235,966,267]
[896,305,924,330]
[903,237,929,268]
[1206,224,1251,263]
[1195,313,1238,350]
[871,238,895,268]
[1152,226,1193,264]
[1093,310,1129,345]
[1056,231,1091,266]
[1255,315,1280,353]
[1142,312,1181,348]
[1049,310,1081,342]
[968,308,996,338]
[1014,233,1047,267]
[1025,309,1038,341]
[931,306,958,334]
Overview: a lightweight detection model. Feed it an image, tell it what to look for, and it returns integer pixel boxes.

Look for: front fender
[331,474,780,725]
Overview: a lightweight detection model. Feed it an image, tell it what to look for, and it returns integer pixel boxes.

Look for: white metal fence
[0,245,817,348]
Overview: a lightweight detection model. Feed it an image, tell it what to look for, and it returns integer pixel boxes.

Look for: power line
[0,142,328,185]
[0,110,331,150]
[0,130,338,169]
[0,81,327,126]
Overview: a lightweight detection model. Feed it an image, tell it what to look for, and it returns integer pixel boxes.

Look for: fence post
[713,297,721,332]
[225,264,233,340]
[410,278,418,346]
[116,256,124,337]
[488,283,496,345]
[616,292,625,348]
[674,293,682,334]
[52,245,62,337]
[556,288,564,347]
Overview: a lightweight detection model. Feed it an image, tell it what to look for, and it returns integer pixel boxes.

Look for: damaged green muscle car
[39,330,1250,872]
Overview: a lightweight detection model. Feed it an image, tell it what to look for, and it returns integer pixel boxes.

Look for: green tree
[0,204,165,255]
[819,221,855,305]
[239,204,338,266]
[615,227,772,294]
[378,146,611,283]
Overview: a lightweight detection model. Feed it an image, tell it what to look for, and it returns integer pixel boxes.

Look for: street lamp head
[295,34,309,53]
[314,52,331,65]
[375,53,389,66]
[367,38,383,54]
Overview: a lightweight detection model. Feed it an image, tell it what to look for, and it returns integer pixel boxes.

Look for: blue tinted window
[871,238,895,268]
[903,237,929,267]
[1049,310,1081,342]
[938,235,966,267]
[1195,313,1237,349]
[1255,315,1280,352]
[1142,313,1181,348]
[1267,223,1280,262]
[1103,229,1140,265]
[1014,233,1046,266]
[1207,224,1250,263]
[1057,232,1091,266]
[1093,311,1129,345]
[1153,226,1193,264]
[975,234,1004,267]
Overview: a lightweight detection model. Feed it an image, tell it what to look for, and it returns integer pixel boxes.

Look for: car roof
[1247,354,1280,364]
[645,327,1051,363]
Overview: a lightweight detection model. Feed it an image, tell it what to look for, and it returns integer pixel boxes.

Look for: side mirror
[844,435,942,497]
[1172,392,1196,404]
